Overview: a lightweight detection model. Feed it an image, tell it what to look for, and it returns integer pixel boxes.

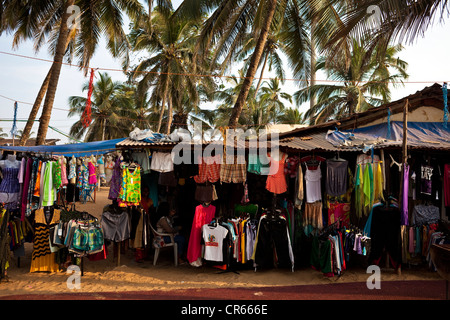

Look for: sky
[0,2,449,144]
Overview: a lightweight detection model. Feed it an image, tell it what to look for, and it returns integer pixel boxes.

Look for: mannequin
[0,154,21,169]
[0,153,21,203]
[105,155,114,185]
[97,155,106,185]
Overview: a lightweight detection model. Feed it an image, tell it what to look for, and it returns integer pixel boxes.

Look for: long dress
[187,204,216,264]
[30,208,61,273]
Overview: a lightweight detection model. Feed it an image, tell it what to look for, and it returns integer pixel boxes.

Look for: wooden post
[402,100,409,167]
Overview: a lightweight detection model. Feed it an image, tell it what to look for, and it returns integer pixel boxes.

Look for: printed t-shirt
[202,224,228,262]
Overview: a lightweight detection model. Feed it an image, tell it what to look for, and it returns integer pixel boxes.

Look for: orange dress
[265,154,287,194]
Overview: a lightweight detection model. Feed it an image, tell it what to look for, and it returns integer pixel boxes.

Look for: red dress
[265,154,287,194]
[187,204,216,263]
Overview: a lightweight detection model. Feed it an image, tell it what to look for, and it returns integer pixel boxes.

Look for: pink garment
[187,204,216,263]
[88,162,97,185]
[60,157,69,186]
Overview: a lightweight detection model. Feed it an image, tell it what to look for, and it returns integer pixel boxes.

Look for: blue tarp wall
[0,137,126,157]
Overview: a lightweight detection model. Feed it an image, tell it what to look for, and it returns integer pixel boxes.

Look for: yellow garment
[373,162,384,203]
[30,208,61,273]
[240,219,247,264]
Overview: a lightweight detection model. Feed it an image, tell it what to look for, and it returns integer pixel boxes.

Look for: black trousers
[254,217,291,269]
[368,205,402,268]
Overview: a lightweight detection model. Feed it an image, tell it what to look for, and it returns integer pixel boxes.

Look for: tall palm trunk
[19,33,73,146]
[228,0,277,129]
[253,51,269,99]
[309,18,316,123]
[156,79,169,133]
[35,0,75,145]
[165,95,173,135]
[18,67,52,146]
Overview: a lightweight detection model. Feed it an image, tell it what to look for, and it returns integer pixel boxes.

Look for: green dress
[118,166,141,207]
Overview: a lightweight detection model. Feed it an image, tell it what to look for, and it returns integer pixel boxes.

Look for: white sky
[0,2,449,143]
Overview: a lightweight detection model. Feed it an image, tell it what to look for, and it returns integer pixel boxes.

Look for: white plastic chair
[150,222,178,267]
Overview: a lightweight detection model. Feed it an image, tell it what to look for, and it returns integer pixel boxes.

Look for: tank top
[305,162,322,203]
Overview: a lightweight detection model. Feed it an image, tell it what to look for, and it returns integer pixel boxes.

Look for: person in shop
[155,202,187,264]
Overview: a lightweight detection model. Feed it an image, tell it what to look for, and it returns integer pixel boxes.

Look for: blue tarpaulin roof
[326,121,450,150]
[0,137,126,157]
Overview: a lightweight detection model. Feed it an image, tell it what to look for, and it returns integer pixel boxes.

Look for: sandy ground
[0,188,443,297]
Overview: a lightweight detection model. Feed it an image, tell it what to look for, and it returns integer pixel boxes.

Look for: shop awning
[326,121,450,150]
[0,137,126,157]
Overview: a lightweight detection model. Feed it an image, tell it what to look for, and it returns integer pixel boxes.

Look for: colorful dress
[30,208,60,273]
[118,165,141,207]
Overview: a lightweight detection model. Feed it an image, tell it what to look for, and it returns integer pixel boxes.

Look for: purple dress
[108,158,122,200]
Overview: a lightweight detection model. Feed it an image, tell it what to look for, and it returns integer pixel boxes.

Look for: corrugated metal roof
[279,132,348,151]
[116,138,179,147]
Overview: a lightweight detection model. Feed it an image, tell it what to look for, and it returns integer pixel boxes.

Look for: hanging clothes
[444,164,450,207]
[150,151,174,173]
[118,164,141,207]
[202,224,229,262]
[88,160,97,185]
[304,162,322,203]
[401,164,409,225]
[326,159,348,197]
[194,155,221,184]
[265,153,288,194]
[294,163,304,209]
[252,213,294,271]
[30,207,61,273]
[187,204,216,264]
[220,156,246,183]
[367,203,402,271]
[108,157,122,200]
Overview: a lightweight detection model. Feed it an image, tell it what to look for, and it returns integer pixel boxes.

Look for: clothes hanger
[389,154,402,172]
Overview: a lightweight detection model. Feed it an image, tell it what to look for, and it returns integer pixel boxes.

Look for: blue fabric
[326,121,450,149]
[0,137,126,157]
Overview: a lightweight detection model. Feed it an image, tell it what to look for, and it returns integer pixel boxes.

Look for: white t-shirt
[202,224,228,262]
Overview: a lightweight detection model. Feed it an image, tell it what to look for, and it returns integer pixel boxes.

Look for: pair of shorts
[101,210,130,242]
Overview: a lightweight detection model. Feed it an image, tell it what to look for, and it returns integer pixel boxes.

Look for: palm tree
[294,38,409,124]
[68,72,135,142]
[176,0,282,129]
[1,0,146,145]
[128,7,214,134]
[309,0,450,63]
[277,107,305,124]
[251,77,293,128]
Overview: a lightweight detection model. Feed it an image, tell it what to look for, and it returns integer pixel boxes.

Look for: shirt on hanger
[202,224,228,262]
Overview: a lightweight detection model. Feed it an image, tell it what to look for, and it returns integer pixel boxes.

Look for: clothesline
[1,50,449,85]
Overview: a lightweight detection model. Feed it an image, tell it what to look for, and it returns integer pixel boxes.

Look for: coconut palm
[277,107,305,124]
[68,72,135,142]
[0,0,146,145]
[309,0,450,63]
[128,7,214,134]
[294,38,409,124]
[175,0,282,129]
